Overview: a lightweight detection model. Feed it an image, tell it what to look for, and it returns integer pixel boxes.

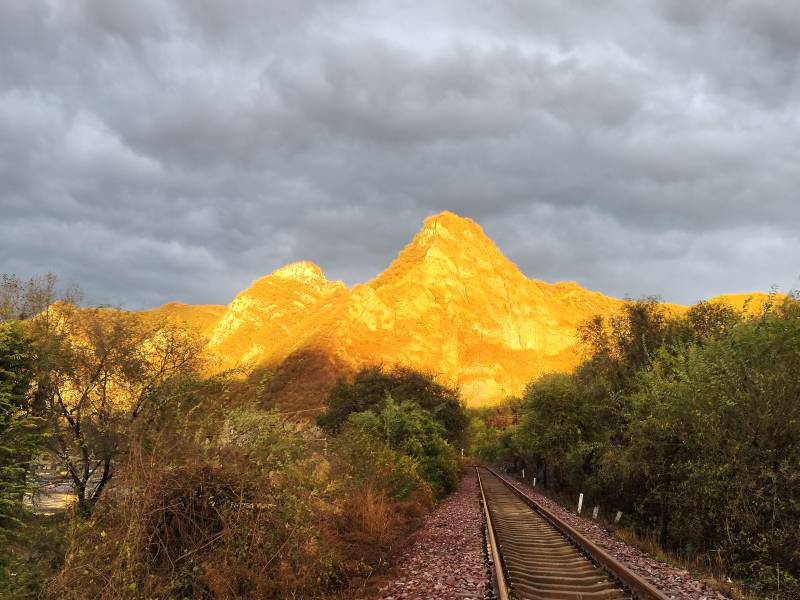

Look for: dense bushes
[48,376,441,599]
[50,406,334,598]
[319,367,466,498]
[42,365,465,599]
[344,398,460,497]
[0,323,43,598]
[318,366,467,446]
[474,296,800,597]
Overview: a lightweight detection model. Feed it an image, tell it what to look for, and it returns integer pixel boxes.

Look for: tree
[578,298,677,388]
[346,397,459,497]
[39,304,203,515]
[318,366,467,445]
[1,273,79,323]
[685,300,741,341]
[514,374,581,488]
[0,323,38,539]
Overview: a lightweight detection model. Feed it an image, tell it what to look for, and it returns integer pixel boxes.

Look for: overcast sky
[1,1,799,309]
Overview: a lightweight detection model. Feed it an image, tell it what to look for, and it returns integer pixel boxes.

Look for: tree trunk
[75,483,91,517]
[90,458,112,505]
[658,502,670,548]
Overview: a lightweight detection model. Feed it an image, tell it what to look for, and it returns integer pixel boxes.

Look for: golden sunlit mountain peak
[143,213,778,408]
[369,210,525,292]
[413,211,500,254]
[270,261,331,285]
[419,210,484,237]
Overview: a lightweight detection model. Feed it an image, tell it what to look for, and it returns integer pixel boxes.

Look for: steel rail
[478,466,511,600]
[483,467,670,600]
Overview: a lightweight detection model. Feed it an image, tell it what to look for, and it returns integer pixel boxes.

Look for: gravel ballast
[374,470,487,600]
[374,468,731,599]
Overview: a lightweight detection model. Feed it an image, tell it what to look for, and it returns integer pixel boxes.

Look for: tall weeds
[47,405,434,599]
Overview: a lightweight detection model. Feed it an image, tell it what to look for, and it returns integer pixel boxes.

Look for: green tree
[685,300,741,342]
[624,301,800,590]
[346,397,459,497]
[514,374,582,488]
[38,305,203,515]
[0,323,38,534]
[0,323,41,597]
[318,366,467,445]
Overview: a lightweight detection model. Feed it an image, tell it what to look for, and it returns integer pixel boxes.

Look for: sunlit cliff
[145,212,776,406]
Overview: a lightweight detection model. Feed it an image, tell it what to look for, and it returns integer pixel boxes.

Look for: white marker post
[522,468,525,480]
[615,511,623,524]
[577,493,584,514]
[533,477,536,488]
[592,506,599,520]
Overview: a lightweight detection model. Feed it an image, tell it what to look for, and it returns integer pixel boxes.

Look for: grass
[613,527,761,600]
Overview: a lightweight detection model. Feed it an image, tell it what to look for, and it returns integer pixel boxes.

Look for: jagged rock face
[339,212,622,402]
[207,261,348,370]
[148,212,773,407]
[196,212,625,404]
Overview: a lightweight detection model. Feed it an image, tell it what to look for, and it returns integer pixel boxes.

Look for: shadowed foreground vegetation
[0,274,466,599]
[471,294,800,598]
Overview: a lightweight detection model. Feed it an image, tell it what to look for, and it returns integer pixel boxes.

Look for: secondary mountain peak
[206,261,346,369]
[419,210,484,237]
[271,261,329,284]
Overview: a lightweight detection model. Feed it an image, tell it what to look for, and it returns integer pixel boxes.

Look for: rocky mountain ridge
[147,211,772,406]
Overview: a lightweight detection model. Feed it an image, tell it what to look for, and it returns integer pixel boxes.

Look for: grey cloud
[0,0,798,308]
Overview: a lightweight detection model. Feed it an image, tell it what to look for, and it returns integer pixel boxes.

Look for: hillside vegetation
[0,274,466,599]
[472,293,800,597]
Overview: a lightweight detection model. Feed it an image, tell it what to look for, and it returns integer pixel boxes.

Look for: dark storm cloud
[1,0,798,308]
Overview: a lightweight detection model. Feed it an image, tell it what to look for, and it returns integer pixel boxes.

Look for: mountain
[146,211,775,407]
[141,302,226,336]
[331,212,624,402]
[207,262,348,370]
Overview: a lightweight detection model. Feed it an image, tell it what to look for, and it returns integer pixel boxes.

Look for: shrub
[48,399,439,600]
[345,398,459,497]
[48,410,343,599]
[318,366,467,445]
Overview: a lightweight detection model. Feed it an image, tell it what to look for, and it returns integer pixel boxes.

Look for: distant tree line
[471,295,800,597]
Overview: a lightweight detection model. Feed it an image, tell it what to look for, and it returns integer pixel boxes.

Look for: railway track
[477,467,668,600]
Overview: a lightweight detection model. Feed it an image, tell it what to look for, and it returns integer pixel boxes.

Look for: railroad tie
[479,468,628,600]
